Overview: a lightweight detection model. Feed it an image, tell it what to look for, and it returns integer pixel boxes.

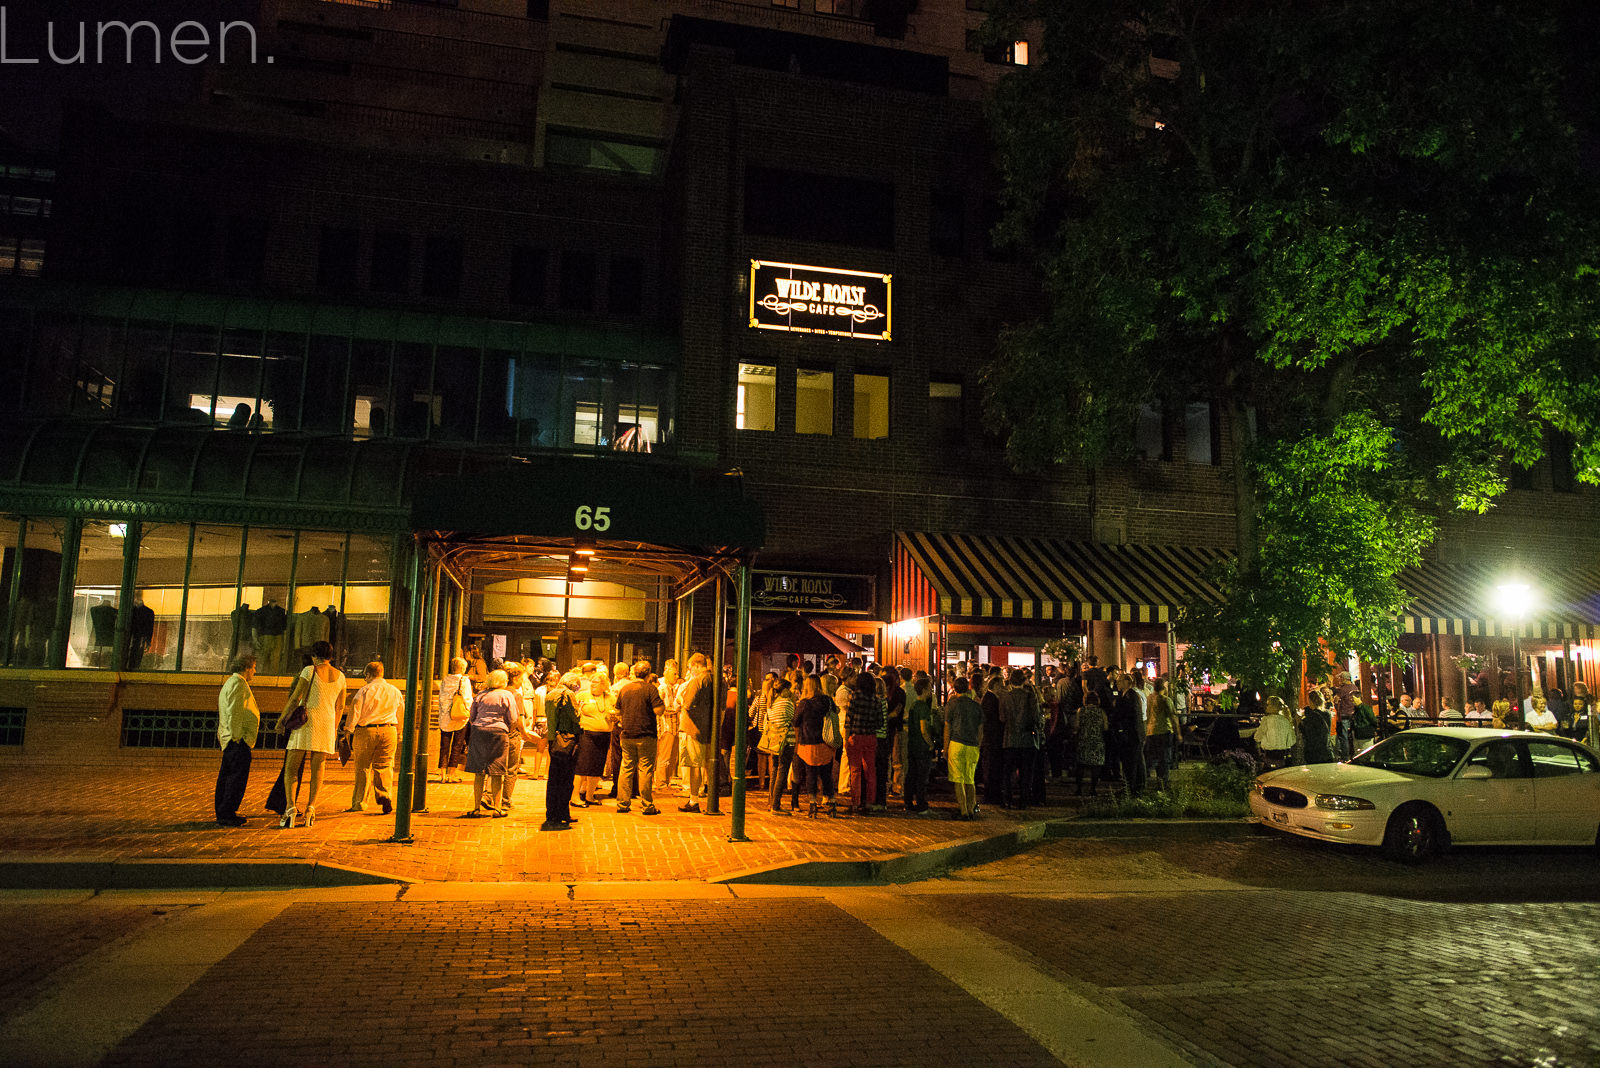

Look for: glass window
[559,251,597,312]
[561,358,616,448]
[929,379,963,450]
[261,331,305,431]
[795,368,834,435]
[616,363,673,451]
[317,226,360,295]
[68,520,128,668]
[119,321,170,421]
[215,329,266,429]
[129,523,187,671]
[421,234,463,300]
[1184,400,1216,465]
[0,515,22,662]
[241,528,295,675]
[390,341,434,439]
[170,325,220,424]
[509,246,547,307]
[608,255,644,315]
[370,231,411,294]
[74,319,120,415]
[341,534,394,674]
[853,372,889,439]
[737,363,776,432]
[290,532,346,663]
[1136,403,1169,460]
[434,345,481,443]
[350,339,393,437]
[183,525,243,674]
[8,518,65,667]
[1526,741,1596,776]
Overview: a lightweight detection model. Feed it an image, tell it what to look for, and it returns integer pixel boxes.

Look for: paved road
[1,833,1595,1068]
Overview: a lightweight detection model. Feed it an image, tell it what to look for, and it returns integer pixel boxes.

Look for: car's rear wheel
[1382,804,1441,864]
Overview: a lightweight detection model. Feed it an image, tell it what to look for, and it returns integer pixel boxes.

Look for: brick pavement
[0,764,1085,883]
[921,882,1600,1068]
[98,898,1064,1068]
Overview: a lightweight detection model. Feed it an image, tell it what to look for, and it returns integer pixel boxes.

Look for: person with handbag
[437,657,473,784]
[575,674,617,808]
[275,640,346,828]
[464,669,521,817]
[761,675,799,813]
[542,670,582,828]
[793,674,838,817]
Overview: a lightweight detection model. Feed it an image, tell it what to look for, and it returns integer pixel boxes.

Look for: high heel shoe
[807,801,819,819]
[278,810,297,829]
[303,808,316,828]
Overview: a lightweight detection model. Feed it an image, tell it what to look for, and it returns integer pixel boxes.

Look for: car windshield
[1349,733,1470,778]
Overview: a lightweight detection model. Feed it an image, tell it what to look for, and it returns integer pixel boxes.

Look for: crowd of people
[420,649,1189,827]
[207,641,1600,829]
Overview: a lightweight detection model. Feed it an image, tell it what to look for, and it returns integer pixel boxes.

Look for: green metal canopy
[410,456,765,556]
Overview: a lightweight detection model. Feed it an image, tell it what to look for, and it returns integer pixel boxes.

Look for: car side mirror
[1460,765,1492,780]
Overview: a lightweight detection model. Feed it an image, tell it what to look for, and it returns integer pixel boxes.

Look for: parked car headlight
[1251,779,1267,795]
[1314,794,1375,810]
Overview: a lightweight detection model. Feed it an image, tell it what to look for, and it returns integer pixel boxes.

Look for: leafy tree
[980,0,1600,692]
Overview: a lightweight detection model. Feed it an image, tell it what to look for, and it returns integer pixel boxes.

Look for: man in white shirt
[214,654,260,827]
[340,661,402,815]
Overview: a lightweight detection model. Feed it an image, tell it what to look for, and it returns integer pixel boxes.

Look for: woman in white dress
[277,640,346,827]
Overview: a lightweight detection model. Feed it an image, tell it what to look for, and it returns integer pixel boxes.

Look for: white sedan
[1249,727,1600,862]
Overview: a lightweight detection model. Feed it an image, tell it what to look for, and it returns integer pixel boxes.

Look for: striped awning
[1400,560,1600,641]
[893,532,1230,624]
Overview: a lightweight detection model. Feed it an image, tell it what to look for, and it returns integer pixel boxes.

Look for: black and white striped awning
[893,532,1230,623]
[1399,560,1600,640]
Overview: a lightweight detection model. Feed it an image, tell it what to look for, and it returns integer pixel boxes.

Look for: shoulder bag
[447,681,471,732]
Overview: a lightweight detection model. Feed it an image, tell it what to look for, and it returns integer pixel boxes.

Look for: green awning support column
[111,521,139,671]
[48,518,81,669]
[392,534,426,843]
[706,573,725,816]
[412,555,440,813]
[729,560,752,842]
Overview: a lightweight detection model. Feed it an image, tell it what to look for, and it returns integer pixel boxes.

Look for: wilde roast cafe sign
[753,571,874,615]
[749,261,891,341]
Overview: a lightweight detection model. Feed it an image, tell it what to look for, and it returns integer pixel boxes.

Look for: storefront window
[68,520,128,668]
[7,518,64,667]
[182,525,244,674]
[737,363,776,431]
[241,528,296,675]
[130,523,187,671]
[342,534,394,673]
[562,359,616,448]
[350,339,394,437]
[796,368,834,435]
[291,531,346,665]
[853,372,889,439]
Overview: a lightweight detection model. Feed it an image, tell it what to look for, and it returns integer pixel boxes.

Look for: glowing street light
[1493,578,1537,715]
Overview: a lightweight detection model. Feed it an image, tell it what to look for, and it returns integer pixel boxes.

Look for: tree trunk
[1225,389,1259,576]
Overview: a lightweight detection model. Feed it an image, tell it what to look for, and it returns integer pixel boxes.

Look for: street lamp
[1492,579,1535,716]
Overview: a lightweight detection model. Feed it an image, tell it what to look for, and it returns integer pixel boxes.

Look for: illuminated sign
[752,571,875,615]
[749,260,891,341]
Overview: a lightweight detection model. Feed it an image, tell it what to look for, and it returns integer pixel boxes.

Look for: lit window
[737,363,776,431]
[1012,40,1029,65]
[771,0,799,7]
[853,373,889,440]
[796,368,833,435]
[929,380,963,449]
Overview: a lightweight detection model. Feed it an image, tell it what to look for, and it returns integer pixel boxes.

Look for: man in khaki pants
[341,661,401,816]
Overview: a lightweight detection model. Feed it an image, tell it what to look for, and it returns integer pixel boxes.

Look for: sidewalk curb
[1045,817,1255,839]
[0,858,415,889]
[714,819,1052,885]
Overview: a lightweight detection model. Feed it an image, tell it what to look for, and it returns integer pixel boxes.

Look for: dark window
[370,231,411,294]
[421,234,463,300]
[0,706,23,746]
[1136,403,1172,460]
[929,379,964,450]
[744,166,894,250]
[509,245,547,307]
[1184,400,1219,465]
[122,708,284,750]
[526,0,549,18]
[608,255,644,315]
[317,226,359,295]
[930,190,965,256]
[1550,433,1577,493]
[559,250,597,312]
[167,212,216,285]
[222,216,269,284]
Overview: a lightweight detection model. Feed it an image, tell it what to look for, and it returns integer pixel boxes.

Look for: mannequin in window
[89,599,117,664]
[324,604,340,653]
[230,602,255,659]
[294,605,329,660]
[127,595,155,670]
[254,598,288,672]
